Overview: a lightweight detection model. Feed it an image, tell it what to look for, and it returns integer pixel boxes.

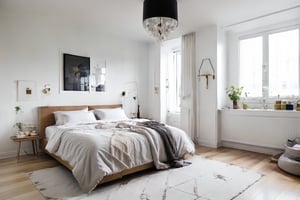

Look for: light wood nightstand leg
[17,141,21,161]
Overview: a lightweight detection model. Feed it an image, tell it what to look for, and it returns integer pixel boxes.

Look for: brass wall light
[197,58,216,89]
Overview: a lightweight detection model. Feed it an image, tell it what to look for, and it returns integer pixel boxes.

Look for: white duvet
[45,119,195,193]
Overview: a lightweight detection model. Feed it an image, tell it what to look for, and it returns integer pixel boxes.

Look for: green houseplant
[14,122,22,132]
[15,105,22,114]
[14,106,23,133]
[226,86,243,109]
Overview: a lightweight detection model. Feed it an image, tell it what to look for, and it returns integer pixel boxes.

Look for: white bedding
[45,126,59,140]
[45,119,195,193]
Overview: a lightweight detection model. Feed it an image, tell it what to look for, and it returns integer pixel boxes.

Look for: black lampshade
[142,0,178,40]
[143,0,178,21]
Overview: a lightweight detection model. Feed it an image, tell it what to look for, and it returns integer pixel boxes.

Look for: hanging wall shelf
[197,58,216,89]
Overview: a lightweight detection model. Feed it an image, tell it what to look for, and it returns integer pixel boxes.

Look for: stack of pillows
[53,107,129,125]
[278,138,300,176]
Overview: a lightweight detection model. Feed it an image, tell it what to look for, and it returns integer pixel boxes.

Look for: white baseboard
[0,151,16,159]
[0,147,34,159]
[196,139,219,148]
[221,140,284,155]
[1,140,283,159]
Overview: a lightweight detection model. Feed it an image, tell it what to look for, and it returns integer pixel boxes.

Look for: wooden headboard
[38,104,122,149]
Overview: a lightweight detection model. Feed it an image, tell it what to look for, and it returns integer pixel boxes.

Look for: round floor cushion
[278,154,300,176]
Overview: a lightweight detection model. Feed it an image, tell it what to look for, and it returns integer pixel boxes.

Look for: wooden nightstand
[10,135,41,161]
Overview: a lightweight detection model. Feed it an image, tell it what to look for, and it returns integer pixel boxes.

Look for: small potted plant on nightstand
[14,122,23,132]
[226,85,243,109]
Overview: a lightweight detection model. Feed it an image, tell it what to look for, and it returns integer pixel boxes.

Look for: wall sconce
[42,84,51,94]
[197,58,216,89]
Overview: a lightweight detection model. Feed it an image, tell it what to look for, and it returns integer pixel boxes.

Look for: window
[239,27,299,99]
[269,29,299,96]
[240,36,263,97]
[166,50,181,112]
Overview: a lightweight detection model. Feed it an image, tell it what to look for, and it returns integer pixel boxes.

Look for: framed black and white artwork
[63,53,90,91]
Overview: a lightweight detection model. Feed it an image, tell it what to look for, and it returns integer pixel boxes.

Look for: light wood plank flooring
[0,146,299,200]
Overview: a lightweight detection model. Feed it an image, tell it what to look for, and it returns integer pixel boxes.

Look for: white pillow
[63,111,97,124]
[94,108,129,121]
[54,108,88,125]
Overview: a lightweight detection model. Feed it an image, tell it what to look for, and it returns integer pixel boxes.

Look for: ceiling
[2,0,300,42]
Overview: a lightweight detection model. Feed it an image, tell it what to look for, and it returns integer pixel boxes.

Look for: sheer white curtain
[180,32,196,141]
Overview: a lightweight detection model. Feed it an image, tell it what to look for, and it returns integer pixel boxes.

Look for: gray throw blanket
[138,121,191,168]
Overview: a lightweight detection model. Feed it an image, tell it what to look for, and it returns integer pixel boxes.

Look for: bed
[38,104,195,193]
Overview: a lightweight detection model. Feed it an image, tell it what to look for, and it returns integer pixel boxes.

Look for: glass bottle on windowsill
[263,98,268,110]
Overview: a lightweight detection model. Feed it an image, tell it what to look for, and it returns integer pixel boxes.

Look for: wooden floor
[0,146,299,200]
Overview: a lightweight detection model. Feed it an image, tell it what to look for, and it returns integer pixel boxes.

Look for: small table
[10,135,41,161]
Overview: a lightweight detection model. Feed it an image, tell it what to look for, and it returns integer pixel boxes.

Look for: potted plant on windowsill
[226,86,243,109]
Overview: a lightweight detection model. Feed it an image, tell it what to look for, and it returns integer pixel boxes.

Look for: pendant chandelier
[143,0,178,41]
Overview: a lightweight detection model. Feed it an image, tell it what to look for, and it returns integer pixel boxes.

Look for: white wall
[196,26,219,147]
[217,29,227,110]
[0,3,150,158]
[146,43,161,121]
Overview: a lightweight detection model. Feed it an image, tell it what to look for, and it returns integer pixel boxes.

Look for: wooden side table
[10,135,41,161]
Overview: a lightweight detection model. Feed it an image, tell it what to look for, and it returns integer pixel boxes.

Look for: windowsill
[167,111,181,115]
[219,108,300,118]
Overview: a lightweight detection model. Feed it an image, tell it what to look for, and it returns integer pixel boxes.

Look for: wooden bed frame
[37,104,154,185]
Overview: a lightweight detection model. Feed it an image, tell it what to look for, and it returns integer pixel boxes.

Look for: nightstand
[10,135,41,161]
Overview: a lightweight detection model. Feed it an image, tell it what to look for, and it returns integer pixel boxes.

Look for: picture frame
[63,53,90,91]
[17,80,37,101]
[90,61,106,92]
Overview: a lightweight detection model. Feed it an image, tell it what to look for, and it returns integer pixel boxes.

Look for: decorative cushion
[54,108,88,125]
[93,108,129,121]
[63,111,97,124]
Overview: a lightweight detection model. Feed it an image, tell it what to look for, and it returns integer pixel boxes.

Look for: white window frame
[237,24,300,106]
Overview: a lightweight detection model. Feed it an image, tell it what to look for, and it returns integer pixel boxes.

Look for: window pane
[240,36,263,97]
[167,51,181,113]
[269,29,299,97]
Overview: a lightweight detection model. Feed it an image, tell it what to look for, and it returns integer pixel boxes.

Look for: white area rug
[28,156,263,200]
